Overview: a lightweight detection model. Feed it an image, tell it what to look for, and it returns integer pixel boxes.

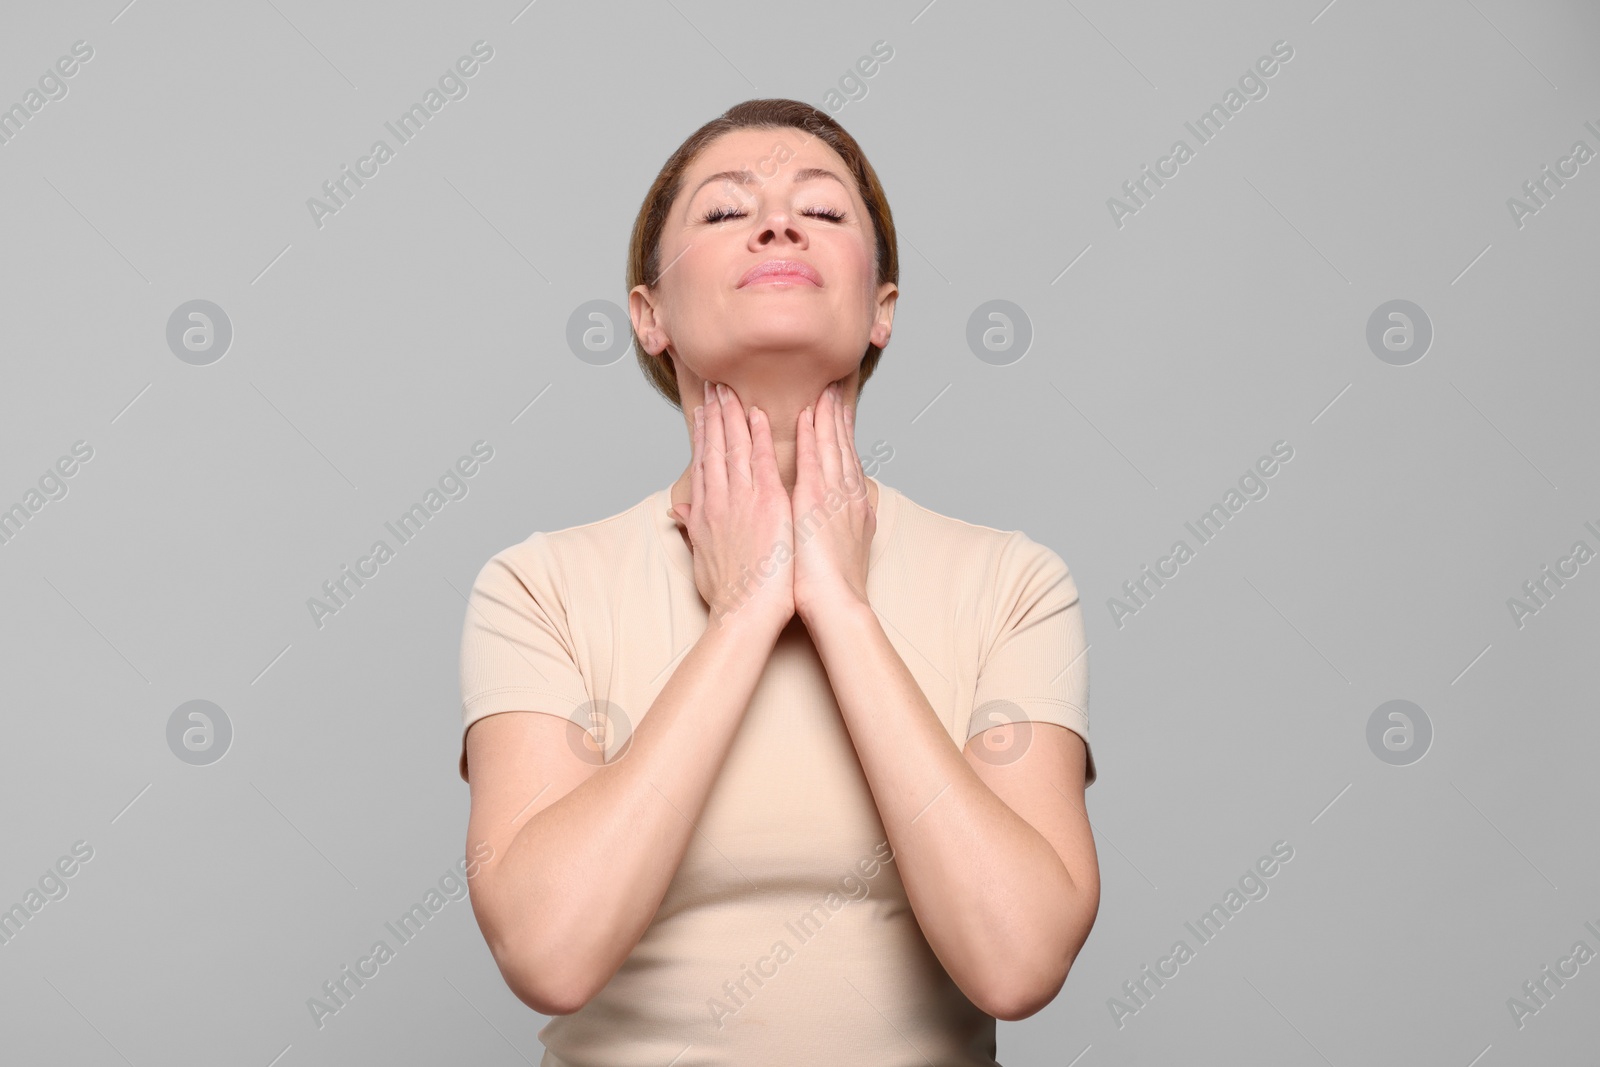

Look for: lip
[738,259,822,288]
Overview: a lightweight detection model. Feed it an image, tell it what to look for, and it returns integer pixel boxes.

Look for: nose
[750,209,807,251]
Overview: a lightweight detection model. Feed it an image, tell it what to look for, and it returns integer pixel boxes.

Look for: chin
[720,324,854,358]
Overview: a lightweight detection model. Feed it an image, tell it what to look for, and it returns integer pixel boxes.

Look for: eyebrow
[687,166,849,204]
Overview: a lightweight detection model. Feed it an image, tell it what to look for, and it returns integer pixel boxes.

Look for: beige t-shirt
[458,476,1093,1066]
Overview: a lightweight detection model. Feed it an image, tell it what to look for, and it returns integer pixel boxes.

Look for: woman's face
[632,127,896,403]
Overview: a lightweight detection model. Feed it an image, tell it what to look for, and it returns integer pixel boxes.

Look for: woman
[458,98,1098,1066]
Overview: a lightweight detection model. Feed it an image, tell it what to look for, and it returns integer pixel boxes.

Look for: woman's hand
[792,380,875,624]
[671,380,796,633]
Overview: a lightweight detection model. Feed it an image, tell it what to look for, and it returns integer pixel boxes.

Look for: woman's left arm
[802,599,1099,1022]
[791,384,1098,1021]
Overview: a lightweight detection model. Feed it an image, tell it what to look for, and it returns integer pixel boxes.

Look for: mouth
[738,259,822,288]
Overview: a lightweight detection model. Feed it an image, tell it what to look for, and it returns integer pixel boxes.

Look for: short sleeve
[968,531,1095,786]
[457,534,591,783]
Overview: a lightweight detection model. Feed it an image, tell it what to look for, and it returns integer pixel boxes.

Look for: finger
[815,383,842,492]
[702,379,727,506]
[841,396,869,517]
[794,399,817,499]
[843,395,866,486]
[748,404,782,498]
[717,383,754,491]
[690,403,705,540]
[834,384,862,504]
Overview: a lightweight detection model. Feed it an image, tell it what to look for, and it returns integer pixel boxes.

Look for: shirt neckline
[651,475,900,585]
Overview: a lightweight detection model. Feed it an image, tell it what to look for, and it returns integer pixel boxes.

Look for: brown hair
[626,98,898,409]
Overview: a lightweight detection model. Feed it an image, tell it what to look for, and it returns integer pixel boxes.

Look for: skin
[464,126,1098,1023]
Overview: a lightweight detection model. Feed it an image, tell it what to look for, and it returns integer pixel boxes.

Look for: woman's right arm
[466,380,794,1017]
[464,608,784,1016]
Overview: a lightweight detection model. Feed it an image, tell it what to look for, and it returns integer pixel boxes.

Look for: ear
[629,285,669,355]
[871,282,898,348]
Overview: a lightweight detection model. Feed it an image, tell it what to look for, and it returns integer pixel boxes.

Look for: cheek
[680,241,736,301]
[827,238,876,306]
[841,235,874,278]
[657,245,719,329]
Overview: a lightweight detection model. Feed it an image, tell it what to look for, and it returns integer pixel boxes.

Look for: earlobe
[634,318,670,359]
[629,287,669,355]
[873,285,898,346]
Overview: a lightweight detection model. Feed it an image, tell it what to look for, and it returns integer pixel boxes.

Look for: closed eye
[702,205,847,224]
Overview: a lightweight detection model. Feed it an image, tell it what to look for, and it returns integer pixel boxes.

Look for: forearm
[802,599,1089,1015]
[490,613,785,1010]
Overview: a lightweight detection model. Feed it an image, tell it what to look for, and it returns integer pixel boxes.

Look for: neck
[668,380,876,511]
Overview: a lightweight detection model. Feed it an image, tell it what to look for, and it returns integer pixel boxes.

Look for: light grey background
[2,0,1596,1064]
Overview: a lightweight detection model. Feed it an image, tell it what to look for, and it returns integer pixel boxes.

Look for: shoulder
[474,490,658,589]
[887,485,1074,582]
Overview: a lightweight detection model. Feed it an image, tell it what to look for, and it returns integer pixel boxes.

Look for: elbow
[473,878,604,1016]
[979,969,1066,1023]
[486,927,602,1018]
[519,977,592,1019]
[495,941,597,1017]
[977,925,1093,1021]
